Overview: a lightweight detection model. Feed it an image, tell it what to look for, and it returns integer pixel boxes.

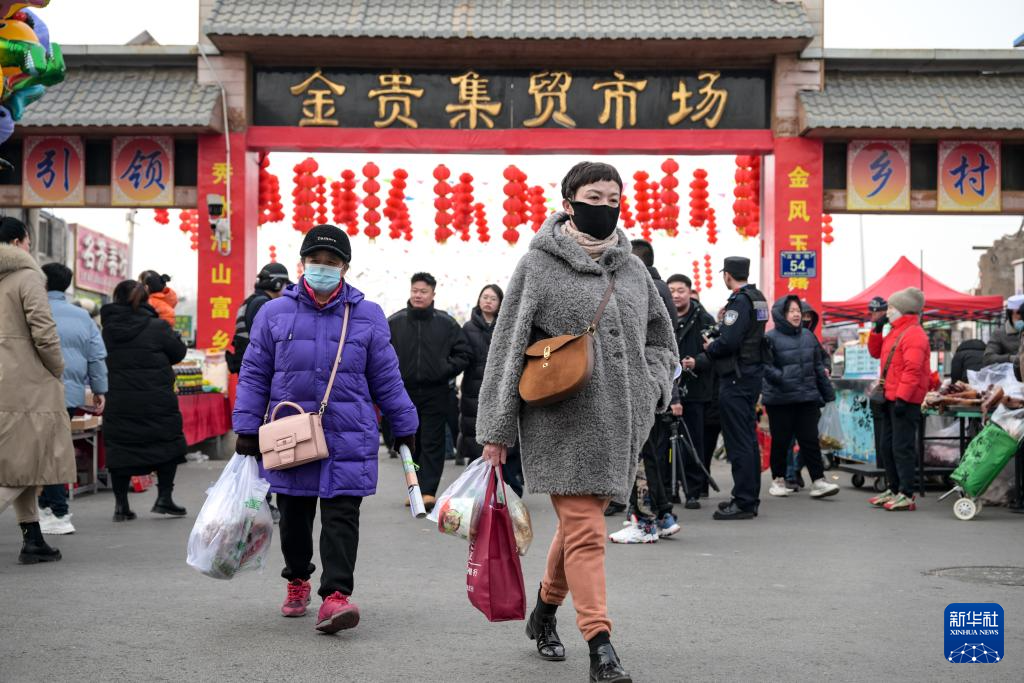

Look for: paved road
[1,452,1021,682]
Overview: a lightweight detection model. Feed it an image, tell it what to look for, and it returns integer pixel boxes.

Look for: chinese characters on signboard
[73,224,129,294]
[772,138,824,305]
[22,136,85,206]
[938,141,1000,212]
[111,136,175,206]
[254,68,769,130]
[846,140,910,211]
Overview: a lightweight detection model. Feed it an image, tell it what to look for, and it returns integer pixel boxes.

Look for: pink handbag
[259,304,350,471]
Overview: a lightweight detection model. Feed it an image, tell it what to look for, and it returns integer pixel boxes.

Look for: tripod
[668,415,720,501]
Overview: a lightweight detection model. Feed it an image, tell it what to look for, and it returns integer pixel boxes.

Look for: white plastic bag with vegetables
[428,457,533,555]
[186,453,274,579]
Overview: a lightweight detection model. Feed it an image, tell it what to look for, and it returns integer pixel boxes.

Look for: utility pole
[126,209,137,279]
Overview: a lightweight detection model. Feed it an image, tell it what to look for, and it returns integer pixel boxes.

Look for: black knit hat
[300,224,351,262]
[868,296,888,312]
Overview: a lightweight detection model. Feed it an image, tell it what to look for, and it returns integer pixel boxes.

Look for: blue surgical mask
[1014,320,1024,333]
[304,264,343,293]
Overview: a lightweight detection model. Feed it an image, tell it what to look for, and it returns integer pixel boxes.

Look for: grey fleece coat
[476,213,678,501]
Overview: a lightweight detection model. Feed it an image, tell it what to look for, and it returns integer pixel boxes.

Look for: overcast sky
[39,0,1024,316]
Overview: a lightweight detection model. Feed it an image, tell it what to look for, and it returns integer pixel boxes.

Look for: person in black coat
[950,339,985,383]
[388,272,472,502]
[456,285,524,496]
[101,280,188,522]
[762,295,839,500]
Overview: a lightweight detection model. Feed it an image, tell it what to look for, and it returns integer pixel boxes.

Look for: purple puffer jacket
[233,280,418,497]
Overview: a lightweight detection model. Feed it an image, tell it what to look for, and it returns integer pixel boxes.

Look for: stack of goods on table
[174,362,204,395]
[923,380,1024,417]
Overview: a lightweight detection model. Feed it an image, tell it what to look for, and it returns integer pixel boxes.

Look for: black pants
[631,419,672,519]
[766,402,825,481]
[702,420,721,498]
[411,391,454,496]
[680,402,708,501]
[111,462,177,506]
[718,370,763,512]
[870,401,886,470]
[877,401,921,496]
[277,493,362,598]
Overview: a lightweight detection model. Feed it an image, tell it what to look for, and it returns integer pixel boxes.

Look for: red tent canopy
[822,256,1004,323]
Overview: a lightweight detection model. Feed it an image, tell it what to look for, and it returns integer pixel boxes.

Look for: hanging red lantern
[384,171,407,240]
[660,158,680,236]
[258,155,283,225]
[315,176,328,225]
[500,166,521,245]
[527,185,547,232]
[822,212,834,245]
[633,171,651,227]
[291,157,318,233]
[688,169,709,228]
[620,194,635,229]
[269,244,277,263]
[692,260,702,294]
[452,172,475,241]
[473,202,490,243]
[337,170,359,236]
[153,208,170,225]
[706,206,718,245]
[432,164,454,243]
[362,162,381,241]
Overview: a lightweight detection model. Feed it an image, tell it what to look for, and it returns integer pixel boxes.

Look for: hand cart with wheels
[939,421,1021,520]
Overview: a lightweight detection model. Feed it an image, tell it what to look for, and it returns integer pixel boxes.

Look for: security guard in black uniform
[225,263,292,373]
[704,257,769,520]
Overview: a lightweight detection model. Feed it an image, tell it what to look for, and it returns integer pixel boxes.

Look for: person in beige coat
[0,217,75,564]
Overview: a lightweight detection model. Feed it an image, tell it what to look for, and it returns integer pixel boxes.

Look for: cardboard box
[71,415,101,432]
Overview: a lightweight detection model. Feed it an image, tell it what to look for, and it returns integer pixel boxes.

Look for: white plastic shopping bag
[186,453,273,579]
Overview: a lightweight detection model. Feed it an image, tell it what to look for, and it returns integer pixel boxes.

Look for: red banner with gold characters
[846,140,910,212]
[937,141,1000,212]
[22,136,85,206]
[764,137,823,312]
[195,133,257,352]
[111,136,175,206]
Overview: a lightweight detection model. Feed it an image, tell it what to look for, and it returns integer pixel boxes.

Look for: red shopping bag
[466,466,526,622]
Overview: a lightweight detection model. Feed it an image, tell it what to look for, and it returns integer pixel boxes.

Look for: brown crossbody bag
[518,276,616,407]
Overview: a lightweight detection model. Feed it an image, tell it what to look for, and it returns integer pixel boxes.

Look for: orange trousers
[540,494,611,640]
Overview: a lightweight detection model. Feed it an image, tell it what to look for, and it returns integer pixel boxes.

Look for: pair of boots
[114,487,186,522]
[525,586,631,683]
[18,521,62,565]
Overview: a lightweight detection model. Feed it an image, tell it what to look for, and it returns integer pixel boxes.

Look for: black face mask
[569,201,620,240]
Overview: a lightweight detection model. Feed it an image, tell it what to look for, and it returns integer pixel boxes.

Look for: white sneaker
[609,520,659,544]
[768,478,790,497]
[809,478,840,498]
[39,510,75,535]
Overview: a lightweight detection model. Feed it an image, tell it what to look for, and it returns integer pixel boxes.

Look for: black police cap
[721,256,750,280]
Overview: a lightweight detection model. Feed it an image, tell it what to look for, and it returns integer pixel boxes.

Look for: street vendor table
[178,392,230,447]
[68,425,103,499]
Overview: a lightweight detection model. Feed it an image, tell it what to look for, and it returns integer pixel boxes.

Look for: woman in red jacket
[866,287,930,511]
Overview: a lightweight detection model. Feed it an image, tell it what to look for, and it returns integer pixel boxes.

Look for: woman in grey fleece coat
[477,162,677,683]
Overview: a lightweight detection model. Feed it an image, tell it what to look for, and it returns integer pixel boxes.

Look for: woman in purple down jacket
[233,224,418,635]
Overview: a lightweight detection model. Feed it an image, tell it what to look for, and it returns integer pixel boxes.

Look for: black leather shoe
[525,605,565,661]
[589,643,631,682]
[113,502,137,522]
[152,493,187,517]
[18,522,62,564]
[713,502,756,520]
[684,497,701,510]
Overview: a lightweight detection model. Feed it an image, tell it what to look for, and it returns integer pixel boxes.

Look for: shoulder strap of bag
[880,328,910,381]
[319,303,351,415]
[587,275,617,333]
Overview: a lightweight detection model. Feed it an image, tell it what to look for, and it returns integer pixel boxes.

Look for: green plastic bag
[951,423,1019,498]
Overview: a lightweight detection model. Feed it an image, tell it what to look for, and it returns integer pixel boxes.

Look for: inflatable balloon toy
[0,1,65,168]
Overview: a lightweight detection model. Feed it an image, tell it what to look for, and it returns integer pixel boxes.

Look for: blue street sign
[780,250,817,279]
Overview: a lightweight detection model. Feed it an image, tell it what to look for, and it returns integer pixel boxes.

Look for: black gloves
[235,433,261,458]
[893,399,909,417]
[394,434,416,455]
[873,316,889,334]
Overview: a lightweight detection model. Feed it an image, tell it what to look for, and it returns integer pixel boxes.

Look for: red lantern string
[258,155,283,225]
[473,202,490,243]
[384,171,407,240]
[154,208,169,225]
[393,169,412,240]
[291,157,318,233]
[648,180,662,231]
[733,156,761,238]
[514,167,530,228]
[822,213,834,245]
[704,253,713,290]
[362,162,382,241]
[633,171,651,228]
[620,194,635,229]
[338,170,360,236]
[330,180,343,224]
[688,169,709,228]
[706,206,718,245]
[749,159,761,235]
[501,165,521,245]
[527,185,547,232]
[659,158,680,236]
[315,175,328,225]
[269,245,277,264]
[432,164,453,243]
[692,260,702,294]
[180,209,199,250]
[453,172,476,241]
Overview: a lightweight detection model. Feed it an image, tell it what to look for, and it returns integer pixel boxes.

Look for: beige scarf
[561,220,619,260]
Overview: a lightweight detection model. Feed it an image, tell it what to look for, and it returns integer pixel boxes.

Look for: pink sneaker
[281,579,312,617]
[315,592,360,634]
